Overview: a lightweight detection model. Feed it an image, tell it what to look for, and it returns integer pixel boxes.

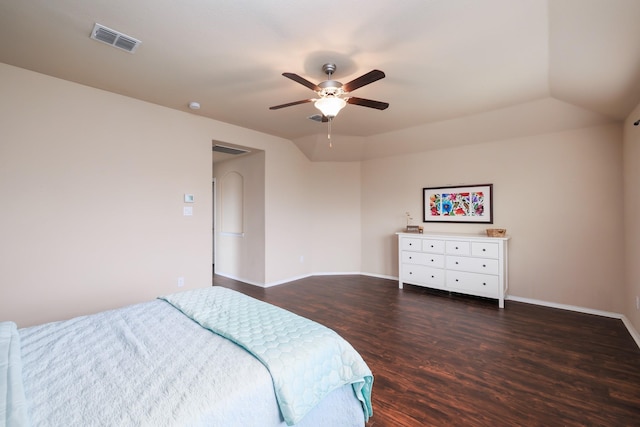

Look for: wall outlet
[299,255,304,263]
[177,277,185,287]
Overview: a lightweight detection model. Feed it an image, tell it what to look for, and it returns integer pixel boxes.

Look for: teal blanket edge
[160,287,373,426]
[0,321,30,427]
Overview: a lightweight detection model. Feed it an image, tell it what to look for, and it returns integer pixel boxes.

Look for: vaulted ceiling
[1,0,639,161]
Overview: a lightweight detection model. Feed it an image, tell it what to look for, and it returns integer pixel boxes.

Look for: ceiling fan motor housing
[318,80,344,97]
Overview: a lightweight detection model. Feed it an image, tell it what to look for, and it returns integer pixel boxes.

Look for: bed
[1,286,373,427]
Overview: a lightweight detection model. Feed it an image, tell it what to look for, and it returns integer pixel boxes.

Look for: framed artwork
[423,184,493,223]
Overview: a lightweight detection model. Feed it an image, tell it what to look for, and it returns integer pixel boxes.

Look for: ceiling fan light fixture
[314,97,346,119]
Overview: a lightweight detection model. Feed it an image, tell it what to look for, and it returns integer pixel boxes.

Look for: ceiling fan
[269,63,389,143]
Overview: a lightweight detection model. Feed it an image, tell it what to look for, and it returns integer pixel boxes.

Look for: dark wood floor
[213,274,640,427]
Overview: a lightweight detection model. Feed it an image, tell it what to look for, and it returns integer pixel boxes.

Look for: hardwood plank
[213,274,640,426]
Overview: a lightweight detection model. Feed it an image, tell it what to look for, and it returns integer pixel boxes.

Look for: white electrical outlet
[299,255,304,263]
[177,277,185,287]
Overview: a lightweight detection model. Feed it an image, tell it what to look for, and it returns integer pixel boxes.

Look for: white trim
[505,296,640,349]
[212,178,216,272]
[313,271,362,276]
[506,295,623,319]
[621,315,640,349]
[214,272,265,288]
[214,271,640,350]
[360,272,398,281]
[264,273,313,288]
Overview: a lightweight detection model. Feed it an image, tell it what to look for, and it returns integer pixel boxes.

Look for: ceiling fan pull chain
[328,119,333,147]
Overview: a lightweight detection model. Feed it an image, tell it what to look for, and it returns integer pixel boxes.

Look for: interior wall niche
[220,171,244,234]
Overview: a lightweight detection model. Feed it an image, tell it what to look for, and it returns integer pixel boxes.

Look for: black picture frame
[423,184,493,223]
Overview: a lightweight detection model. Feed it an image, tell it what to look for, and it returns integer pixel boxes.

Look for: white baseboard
[506,295,640,350]
[506,295,623,318]
[621,316,640,349]
[214,272,266,288]
[264,273,313,288]
[361,272,398,281]
[216,271,640,350]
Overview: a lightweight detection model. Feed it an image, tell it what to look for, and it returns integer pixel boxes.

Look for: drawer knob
[455,246,459,249]
[430,245,434,248]
[482,282,487,286]
[431,275,435,278]
[409,256,412,259]
[455,279,459,282]
[430,259,434,262]
[482,264,486,267]
[455,261,459,265]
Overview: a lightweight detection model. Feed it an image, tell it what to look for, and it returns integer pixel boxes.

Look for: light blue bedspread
[160,286,373,426]
[0,322,29,427]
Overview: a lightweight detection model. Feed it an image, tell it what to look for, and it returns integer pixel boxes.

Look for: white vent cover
[90,23,141,53]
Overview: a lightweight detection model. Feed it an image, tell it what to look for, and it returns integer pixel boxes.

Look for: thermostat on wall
[184,194,194,203]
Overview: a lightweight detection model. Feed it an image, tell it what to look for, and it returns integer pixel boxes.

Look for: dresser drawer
[446,270,499,296]
[422,239,445,254]
[401,237,422,251]
[446,256,499,275]
[402,251,444,268]
[402,264,445,287]
[472,242,499,258]
[445,240,470,255]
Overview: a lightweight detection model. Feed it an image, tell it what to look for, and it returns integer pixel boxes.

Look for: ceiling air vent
[90,23,141,53]
[213,145,250,155]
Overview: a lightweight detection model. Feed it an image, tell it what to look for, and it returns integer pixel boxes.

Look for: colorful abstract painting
[423,185,493,223]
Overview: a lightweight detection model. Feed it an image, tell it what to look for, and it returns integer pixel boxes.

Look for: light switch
[183,206,193,216]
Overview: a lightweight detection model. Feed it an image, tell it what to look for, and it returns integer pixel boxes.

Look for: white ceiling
[2,0,640,161]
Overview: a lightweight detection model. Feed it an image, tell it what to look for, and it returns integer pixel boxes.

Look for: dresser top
[396,231,510,241]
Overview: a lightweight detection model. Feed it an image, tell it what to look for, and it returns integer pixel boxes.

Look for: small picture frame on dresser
[405,225,421,233]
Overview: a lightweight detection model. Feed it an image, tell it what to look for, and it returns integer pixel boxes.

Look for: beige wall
[2,62,636,332]
[309,162,362,274]
[213,151,266,285]
[262,140,315,284]
[361,124,626,313]
[0,64,211,326]
[624,105,640,333]
[0,63,297,326]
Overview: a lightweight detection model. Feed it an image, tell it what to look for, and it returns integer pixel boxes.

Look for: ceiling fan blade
[342,70,385,93]
[347,97,389,110]
[269,99,313,110]
[282,73,320,91]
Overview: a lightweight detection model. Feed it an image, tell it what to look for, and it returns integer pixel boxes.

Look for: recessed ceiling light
[189,102,201,110]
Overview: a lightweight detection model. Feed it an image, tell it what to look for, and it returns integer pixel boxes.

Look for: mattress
[17,297,366,427]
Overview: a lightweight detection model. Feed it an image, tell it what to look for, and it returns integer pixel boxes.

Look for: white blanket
[19,299,364,427]
[161,287,373,426]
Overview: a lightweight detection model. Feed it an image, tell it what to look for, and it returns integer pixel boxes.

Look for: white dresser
[397,232,510,308]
